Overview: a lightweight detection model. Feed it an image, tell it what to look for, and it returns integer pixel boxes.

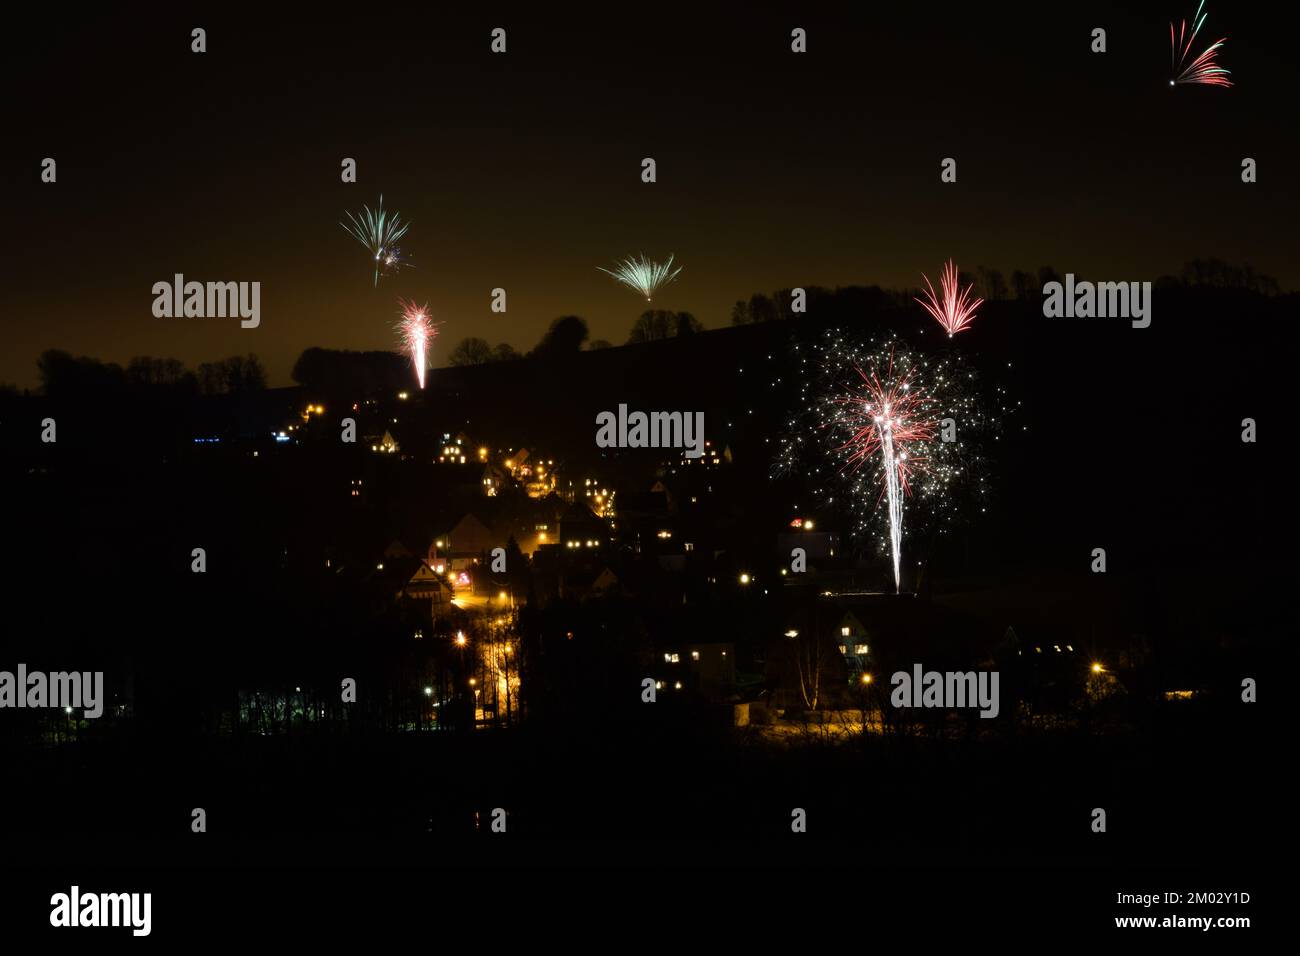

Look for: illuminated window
[841,626,850,637]
[838,645,847,655]
[684,542,694,552]
[854,644,868,656]
[690,651,700,661]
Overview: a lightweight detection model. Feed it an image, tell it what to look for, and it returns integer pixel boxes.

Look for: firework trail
[396,299,438,389]
[915,259,983,338]
[836,352,939,590]
[341,195,412,286]
[1170,1,1231,87]
[598,253,682,301]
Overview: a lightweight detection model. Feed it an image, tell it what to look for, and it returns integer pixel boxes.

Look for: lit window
[670,653,680,663]
[684,542,695,552]
[854,644,868,656]
[838,645,847,655]
[690,651,700,661]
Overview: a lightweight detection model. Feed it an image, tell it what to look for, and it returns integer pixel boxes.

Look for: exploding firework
[915,260,983,338]
[775,333,1012,592]
[1170,1,1231,87]
[396,299,438,389]
[341,195,412,286]
[598,253,682,301]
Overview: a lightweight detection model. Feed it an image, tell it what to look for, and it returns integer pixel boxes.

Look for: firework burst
[396,299,438,389]
[915,259,983,338]
[598,253,682,301]
[1170,1,1231,87]
[341,195,412,286]
[776,333,1011,592]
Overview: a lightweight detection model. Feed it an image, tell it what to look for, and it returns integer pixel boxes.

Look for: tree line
[730,258,1285,325]
[444,309,702,367]
[31,349,267,399]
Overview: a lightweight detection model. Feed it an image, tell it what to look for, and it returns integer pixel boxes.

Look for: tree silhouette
[197,354,266,394]
[626,310,701,343]
[530,316,589,359]
[37,349,125,397]
[977,266,1008,301]
[1010,270,1035,301]
[447,337,494,366]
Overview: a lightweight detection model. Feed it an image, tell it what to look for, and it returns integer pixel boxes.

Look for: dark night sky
[3,3,1296,387]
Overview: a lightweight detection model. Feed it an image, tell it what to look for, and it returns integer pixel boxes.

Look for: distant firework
[915,259,983,338]
[341,195,412,286]
[775,333,1014,592]
[396,299,438,389]
[599,253,682,301]
[1170,1,1232,87]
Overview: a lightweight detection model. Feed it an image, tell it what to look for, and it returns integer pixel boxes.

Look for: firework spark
[341,195,412,286]
[915,260,983,338]
[598,253,682,301]
[775,333,1011,593]
[396,299,438,389]
[1170,1,1231,87]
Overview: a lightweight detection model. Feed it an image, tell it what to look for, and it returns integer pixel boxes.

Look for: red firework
[396,299,438,389]
[1170,1,1232,87]
[837,353,937,497]
[915,259,983,338]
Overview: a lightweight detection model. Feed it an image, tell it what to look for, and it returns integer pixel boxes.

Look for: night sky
[3,3,1296,387]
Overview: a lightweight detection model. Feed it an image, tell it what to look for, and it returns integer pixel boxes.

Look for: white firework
[598,253,682,301]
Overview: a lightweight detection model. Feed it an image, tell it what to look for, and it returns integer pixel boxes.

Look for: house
[431,513,497,570]
[654,641,736,701]
[835,610,872,679]
[559,502,606,551]
[398,560,457,617]
[562,565,620,601]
